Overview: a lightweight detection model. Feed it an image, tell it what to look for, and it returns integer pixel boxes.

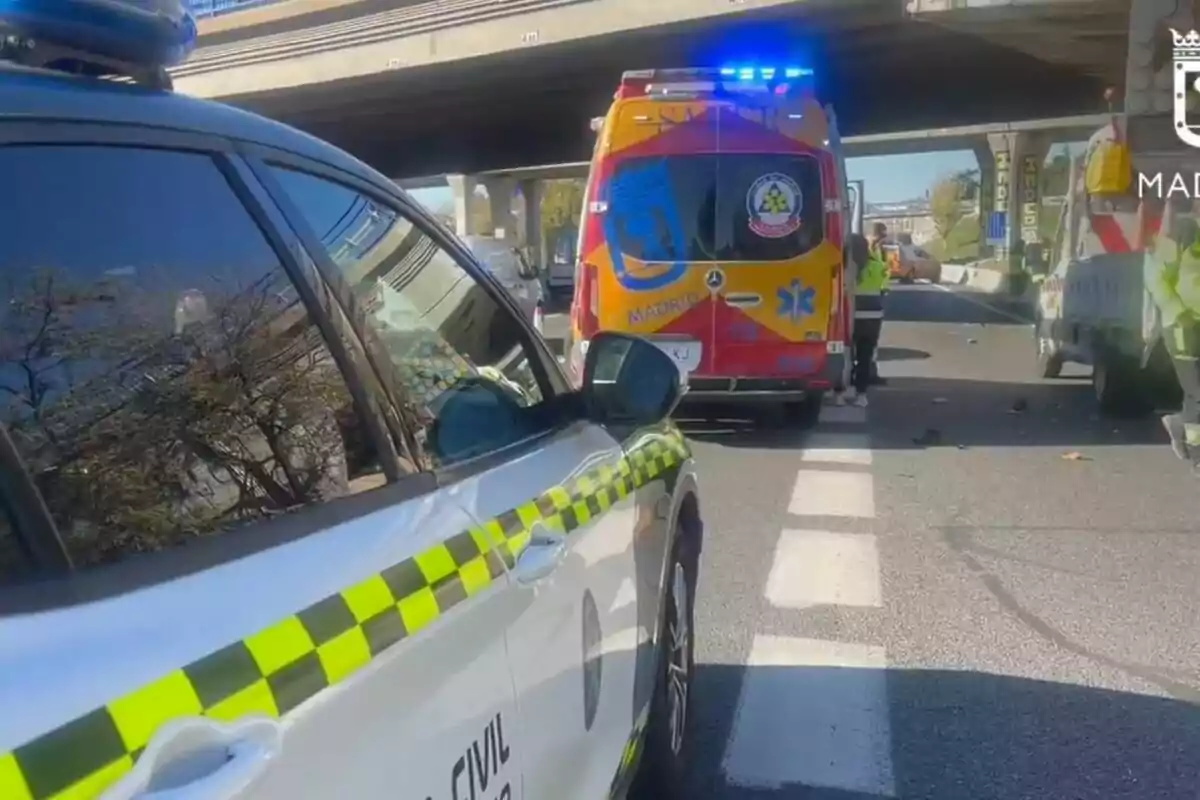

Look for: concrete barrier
[938,261,1009,293]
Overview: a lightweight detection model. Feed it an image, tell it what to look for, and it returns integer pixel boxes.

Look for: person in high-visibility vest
[1146,200,1200,470]
[865,222,891,386]
[868,221,888,258]
[837,233,889,408]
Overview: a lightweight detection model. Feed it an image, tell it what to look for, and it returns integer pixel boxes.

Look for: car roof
[0,65,393,194]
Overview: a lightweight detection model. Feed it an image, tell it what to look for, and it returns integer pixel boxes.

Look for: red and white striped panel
[1080,210,1160,256]
[1082,212,1137,255]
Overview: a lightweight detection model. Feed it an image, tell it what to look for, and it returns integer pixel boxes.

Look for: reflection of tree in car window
[0,145,385,568]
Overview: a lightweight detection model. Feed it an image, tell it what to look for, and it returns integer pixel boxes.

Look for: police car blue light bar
[719,66,813,80]
[0,0,198,71]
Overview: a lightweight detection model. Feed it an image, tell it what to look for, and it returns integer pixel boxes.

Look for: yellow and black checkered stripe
[0,430,690,800]
[606,710,650,799]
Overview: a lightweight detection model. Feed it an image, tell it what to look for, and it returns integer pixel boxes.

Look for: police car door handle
[514,523,567,584]
[103,717,282,800]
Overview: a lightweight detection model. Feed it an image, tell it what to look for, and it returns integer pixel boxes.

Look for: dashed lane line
[799,432,874,465]
[720,406,896,795]
[721,635,896,795]
[765,529,883,610]
[788,469,876,518]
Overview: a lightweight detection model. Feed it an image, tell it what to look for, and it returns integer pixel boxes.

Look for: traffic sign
[985,211,1007,245]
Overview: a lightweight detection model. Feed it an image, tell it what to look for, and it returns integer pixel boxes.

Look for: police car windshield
[606,153,824,263]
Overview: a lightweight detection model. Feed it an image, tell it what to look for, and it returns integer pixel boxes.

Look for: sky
[405,144,1086,213]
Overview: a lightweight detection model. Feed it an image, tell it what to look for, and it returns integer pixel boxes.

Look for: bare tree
[0,269,356,565]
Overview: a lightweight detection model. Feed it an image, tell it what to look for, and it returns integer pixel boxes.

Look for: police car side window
[266,166,556,467]
[0,145,384,570]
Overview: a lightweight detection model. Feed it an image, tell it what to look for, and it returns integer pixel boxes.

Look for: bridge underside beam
[907,0,1130,90]
[220,2,1107,176]
[396,115,1104,188]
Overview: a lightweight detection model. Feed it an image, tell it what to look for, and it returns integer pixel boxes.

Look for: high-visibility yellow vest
[1146,231,1200,327]
[854,255,889,319]
[858,255,890,295]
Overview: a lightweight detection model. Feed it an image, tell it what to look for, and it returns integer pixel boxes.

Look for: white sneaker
[833,392,848,406]
[853,393,869,408]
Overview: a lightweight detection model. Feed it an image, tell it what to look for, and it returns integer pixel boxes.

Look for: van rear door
[599,100,720,375]
[708,106,838,378]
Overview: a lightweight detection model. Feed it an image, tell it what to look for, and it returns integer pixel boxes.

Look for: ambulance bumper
[681,352,845,402]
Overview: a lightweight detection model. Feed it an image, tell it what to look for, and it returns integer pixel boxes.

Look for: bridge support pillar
[445,173,480,237]
[980,132,1051,271]
[516,179,544,266]
[483,176,518,245]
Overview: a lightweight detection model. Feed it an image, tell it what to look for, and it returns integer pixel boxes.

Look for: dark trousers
[1167,325,1200,442]
[852,317,882,393]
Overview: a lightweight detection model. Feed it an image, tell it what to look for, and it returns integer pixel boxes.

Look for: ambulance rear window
[605,153,824,263]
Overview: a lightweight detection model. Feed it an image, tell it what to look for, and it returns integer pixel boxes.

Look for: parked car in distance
[882,241,942,284]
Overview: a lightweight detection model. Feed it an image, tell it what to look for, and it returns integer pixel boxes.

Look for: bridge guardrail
[175,0,592,76]
[190,0,283,20]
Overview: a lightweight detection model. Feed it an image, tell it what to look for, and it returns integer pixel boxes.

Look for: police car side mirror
[581,332,682,426]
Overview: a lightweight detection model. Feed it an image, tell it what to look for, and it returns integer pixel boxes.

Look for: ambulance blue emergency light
[719,66,814,81]
[0,0,196,88]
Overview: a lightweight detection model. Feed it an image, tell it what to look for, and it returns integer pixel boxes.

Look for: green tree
[930,170,978,241]
[1041,152,1071,198]
[468,190,492,235]
[540,179,585,253]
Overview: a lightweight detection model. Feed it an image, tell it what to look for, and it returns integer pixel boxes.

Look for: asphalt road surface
[549,284,1200,799]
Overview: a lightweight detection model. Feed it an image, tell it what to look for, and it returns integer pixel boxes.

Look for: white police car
[0,3,703,798]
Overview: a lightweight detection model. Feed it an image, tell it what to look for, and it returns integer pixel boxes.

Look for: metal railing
[189,0,286,20]
[174,0,594,75]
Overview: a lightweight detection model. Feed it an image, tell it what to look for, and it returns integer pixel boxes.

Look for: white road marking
[800,432,873,465]
[789,470,875,518]
[765,530,882,609]
[722,635,895,795]
[821,404,868,425]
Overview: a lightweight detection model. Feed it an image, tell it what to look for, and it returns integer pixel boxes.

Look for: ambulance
[567,66,856,423]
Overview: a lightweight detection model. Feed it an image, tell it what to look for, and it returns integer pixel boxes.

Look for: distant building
[863,198,938,244]
[863,197,985,245]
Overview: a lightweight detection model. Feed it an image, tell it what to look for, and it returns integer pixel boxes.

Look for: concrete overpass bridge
[171,0,1133,177]
[170,0,1187,267]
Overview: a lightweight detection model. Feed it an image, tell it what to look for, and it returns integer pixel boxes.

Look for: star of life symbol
[776,279,815,321]
[1172,28,1200,148]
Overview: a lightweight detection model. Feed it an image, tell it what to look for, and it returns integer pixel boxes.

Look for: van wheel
[1093,353,1152,418]
[630,532,695,799]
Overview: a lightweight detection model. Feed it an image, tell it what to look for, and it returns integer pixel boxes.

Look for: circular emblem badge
[705,268,725,291]
[747,173,803,239]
